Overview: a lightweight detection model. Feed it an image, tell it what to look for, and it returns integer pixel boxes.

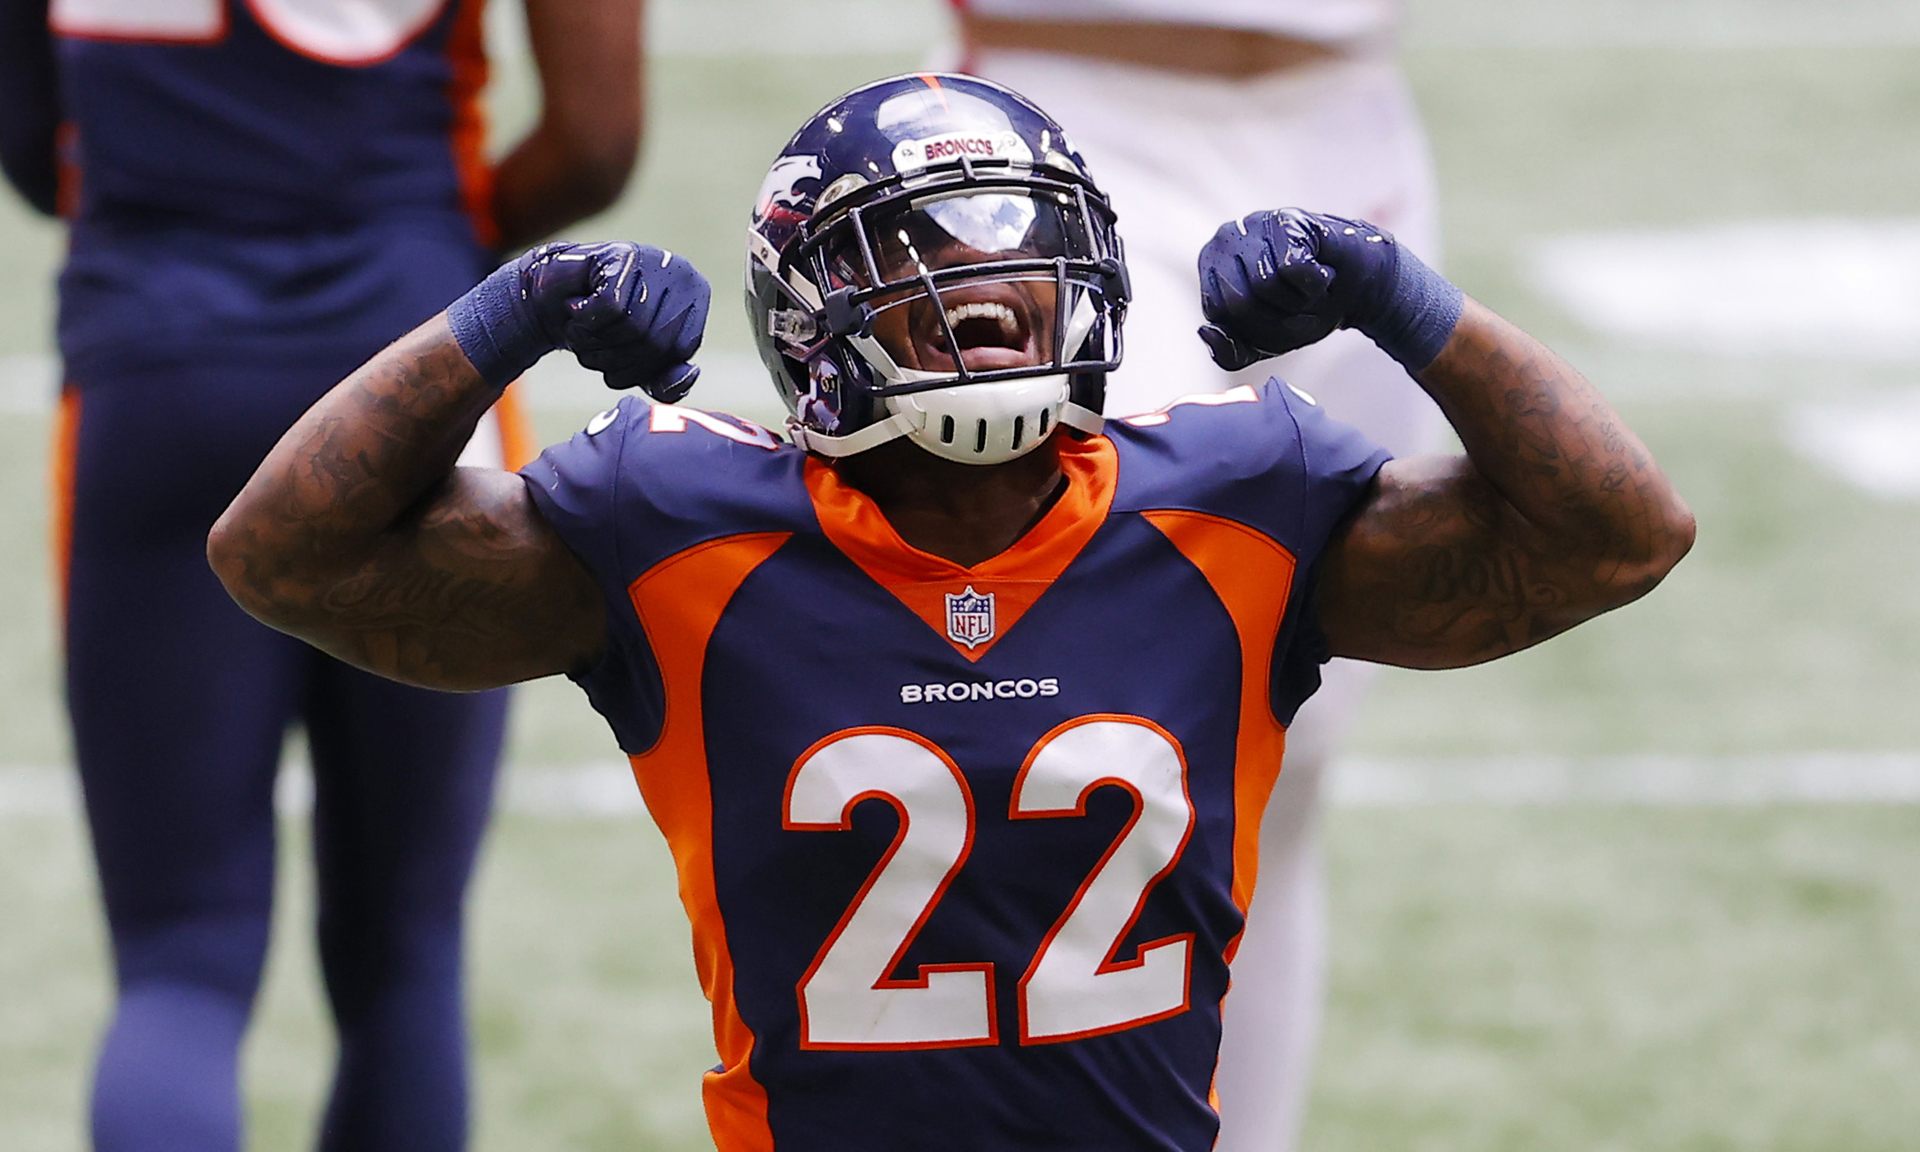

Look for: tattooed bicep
[1314,455,1589,670]
[304,469,608,690]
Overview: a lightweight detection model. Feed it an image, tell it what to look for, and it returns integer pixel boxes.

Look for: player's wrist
[446,249,561,392]
[1346,242,1463,374]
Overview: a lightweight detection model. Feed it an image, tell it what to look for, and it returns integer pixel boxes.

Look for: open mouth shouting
[898,280,1057,375]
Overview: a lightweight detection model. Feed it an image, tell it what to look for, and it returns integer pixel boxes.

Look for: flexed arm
[207,242,709,689]
[1198,210,1695,669]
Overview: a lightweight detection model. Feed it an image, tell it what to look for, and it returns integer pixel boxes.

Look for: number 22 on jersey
[785,716,1195,1049]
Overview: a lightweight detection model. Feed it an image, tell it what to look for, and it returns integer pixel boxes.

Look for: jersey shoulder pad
[1107,377,1390,563]
[520,396,813,592]
[519,397,813,756]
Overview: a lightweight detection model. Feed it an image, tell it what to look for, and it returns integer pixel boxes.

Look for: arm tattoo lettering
[1317,300,1694,670]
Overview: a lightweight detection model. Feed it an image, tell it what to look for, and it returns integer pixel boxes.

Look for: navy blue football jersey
[521,380,1389,1152]
[44,0,497,381]
[52,0,492,232]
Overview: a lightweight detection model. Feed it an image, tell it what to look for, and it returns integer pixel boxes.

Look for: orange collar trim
[804,434,1118,661]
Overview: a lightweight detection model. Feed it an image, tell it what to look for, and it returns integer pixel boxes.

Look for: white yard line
[18,220,1920,420]
[0,350,787,422]
[0,353,59,414]
[0,765,80,816]
[8,754,1920,819]
[1528,220,1920,363]
[1785,389,1920,500]
[1326,753,1920,807]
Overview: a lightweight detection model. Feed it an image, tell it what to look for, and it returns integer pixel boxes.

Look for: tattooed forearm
[208,315,605,690]
[1319,300,1695,669]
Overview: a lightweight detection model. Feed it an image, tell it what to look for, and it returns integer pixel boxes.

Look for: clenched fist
[450,241,710,403]
[1195,208,1460,375]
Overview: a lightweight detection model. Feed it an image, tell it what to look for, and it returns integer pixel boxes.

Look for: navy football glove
[448,241,708,402]
[1196,208,1462,374]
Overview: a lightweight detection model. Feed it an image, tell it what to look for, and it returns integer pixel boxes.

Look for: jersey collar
[803,433,1118,661]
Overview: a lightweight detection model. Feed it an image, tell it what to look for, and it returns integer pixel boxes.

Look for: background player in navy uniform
[205,76,1694,1150]
[0,1,642,1149]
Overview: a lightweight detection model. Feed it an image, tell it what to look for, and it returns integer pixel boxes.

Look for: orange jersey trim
[443,0,497,250]
[1139,510,1297,948]
[804,434,1118,661]
[491,382,534,471]
[50,386,81,628]
[627,532,792,1152]
[54,122,82,220]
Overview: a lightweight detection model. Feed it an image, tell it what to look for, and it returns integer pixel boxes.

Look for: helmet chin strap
[785,410,920,458]
[1056,401,1106,435]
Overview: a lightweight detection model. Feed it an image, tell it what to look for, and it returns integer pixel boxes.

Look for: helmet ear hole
[940,415,956,444]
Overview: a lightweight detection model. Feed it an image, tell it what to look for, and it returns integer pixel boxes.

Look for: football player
[207,75,1693,1151]
[0,1,642,1149]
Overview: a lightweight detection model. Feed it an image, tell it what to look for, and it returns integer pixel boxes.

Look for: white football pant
[965,46,1446,1152]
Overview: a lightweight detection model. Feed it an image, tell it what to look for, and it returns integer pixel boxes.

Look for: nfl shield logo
[945,586,996,650]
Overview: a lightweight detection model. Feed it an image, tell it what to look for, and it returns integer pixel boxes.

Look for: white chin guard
[888,375,1066,464]
[784,376,1107,462]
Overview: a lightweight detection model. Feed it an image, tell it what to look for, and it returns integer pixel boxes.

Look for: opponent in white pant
[957,10,1445,1147]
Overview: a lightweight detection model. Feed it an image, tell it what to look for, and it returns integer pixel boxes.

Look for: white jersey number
[786,730,995,1050]
[52,0,448,66]
[786,718,1195,1050]
[1013,718,1195,1043]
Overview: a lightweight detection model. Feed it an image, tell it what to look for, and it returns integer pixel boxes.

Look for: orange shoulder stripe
[444,0,497,250]
[50,387,81,628]
[627,532,792,1152]
[1138,510,1297,945]
[491,382,535,471]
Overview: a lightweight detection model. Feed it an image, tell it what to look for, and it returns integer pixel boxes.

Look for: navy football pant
[62,363,505,1152]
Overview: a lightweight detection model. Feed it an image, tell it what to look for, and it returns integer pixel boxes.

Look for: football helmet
[746,73,1129,464]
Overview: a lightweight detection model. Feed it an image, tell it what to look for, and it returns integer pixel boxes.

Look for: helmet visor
[823,189,1097,290]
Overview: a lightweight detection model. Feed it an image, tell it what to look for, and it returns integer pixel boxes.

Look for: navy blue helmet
[746,73,1129,464]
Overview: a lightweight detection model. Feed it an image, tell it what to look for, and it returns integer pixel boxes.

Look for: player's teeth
[944,301,1017,336]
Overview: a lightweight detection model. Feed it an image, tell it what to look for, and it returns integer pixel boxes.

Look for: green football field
[4,2,1920,1149]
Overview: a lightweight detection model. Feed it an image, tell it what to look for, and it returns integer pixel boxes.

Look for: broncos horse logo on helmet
[747,73,1130,465]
